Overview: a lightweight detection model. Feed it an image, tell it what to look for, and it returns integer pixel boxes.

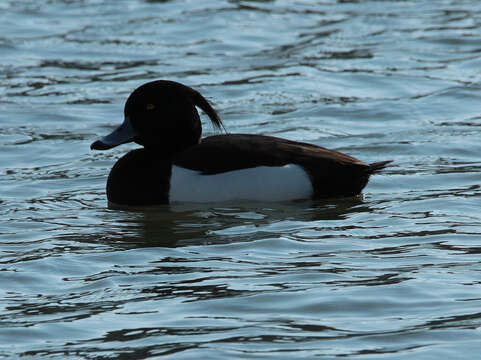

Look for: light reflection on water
[1,0,481,358]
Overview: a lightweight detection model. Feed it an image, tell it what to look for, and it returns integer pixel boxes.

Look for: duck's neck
[106,148,172,206]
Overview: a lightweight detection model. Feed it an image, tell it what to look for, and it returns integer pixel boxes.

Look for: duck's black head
[91,80,223,155]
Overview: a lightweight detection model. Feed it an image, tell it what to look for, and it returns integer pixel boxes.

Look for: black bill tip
[91,140,115,150]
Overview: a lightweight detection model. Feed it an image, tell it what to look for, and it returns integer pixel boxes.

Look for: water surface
[1,0,481,358]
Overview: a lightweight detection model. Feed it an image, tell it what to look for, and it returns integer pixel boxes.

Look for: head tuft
[189,88,226,132]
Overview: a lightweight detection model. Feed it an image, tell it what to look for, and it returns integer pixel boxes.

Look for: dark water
[1,0,481,358]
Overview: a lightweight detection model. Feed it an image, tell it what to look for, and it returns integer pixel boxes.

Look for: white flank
[169,164,313,203]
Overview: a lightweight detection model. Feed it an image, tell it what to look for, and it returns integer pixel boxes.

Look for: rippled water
[1,0,481,358]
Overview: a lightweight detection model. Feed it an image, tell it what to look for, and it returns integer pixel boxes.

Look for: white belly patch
[169,164,313,203]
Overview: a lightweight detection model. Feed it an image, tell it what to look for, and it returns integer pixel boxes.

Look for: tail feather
[369,160,393,173]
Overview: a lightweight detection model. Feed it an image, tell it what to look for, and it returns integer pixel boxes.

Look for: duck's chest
[106,149,172,206]
[169,164,313,202]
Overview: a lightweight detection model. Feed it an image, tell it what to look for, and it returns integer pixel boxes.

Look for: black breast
[106,149,172,206]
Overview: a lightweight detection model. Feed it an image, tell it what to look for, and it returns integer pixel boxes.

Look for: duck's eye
[145,103,155,111]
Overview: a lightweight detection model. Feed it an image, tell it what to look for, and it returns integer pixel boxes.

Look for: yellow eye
[146,103,155,110]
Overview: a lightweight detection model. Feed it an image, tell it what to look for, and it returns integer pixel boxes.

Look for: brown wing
[173,134,384,198]
[174,134,366,171]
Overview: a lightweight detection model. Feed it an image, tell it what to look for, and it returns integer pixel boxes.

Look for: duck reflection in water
[92,198,372,248]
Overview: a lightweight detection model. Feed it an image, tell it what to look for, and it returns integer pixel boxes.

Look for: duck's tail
[368,160,393,174]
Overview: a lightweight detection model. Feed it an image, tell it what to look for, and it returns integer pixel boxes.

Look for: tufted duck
[91,80,391,206]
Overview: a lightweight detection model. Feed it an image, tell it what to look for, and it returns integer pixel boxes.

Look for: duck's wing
[173,134,391,198]
[173,134,366,173]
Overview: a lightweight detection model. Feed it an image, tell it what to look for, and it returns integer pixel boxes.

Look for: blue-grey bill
[90,116,137,150]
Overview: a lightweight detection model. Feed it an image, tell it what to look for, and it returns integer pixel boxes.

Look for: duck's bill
[90,116,137,150]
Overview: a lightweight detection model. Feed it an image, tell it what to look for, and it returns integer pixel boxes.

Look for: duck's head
[91,80,224,154]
